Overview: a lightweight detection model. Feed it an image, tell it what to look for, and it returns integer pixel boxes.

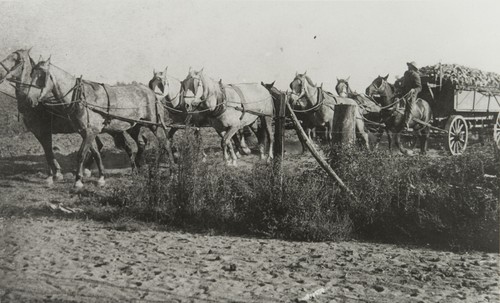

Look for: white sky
[1,0,499,93]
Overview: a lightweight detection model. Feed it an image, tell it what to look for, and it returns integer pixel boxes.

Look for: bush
[95,131,499,251]
[329,144,499,251]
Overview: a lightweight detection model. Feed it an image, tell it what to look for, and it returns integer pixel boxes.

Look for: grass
[84,130,499,252]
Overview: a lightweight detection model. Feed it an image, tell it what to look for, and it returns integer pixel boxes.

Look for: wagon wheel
[445,115,468,155]
[494,112,500,149]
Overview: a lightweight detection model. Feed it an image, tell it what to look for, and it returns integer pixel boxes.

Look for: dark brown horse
[365,75,432,155]
[0,50,139,185]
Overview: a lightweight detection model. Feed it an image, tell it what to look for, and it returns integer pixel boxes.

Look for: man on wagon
[400,61,422,129]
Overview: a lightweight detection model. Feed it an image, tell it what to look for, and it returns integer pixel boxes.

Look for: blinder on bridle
[0,51,24,84]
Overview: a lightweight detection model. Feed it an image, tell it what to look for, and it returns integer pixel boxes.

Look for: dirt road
[1,215,498,303]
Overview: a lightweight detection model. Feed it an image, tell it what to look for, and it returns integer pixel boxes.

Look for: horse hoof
[235,152,242,159]
[54,172,64,181]
[242,147,251,155]
[232,161,238,167]
[83,169,92,178]
[45,176,54,187]
[74,180,84,189]
[97,177,106,187]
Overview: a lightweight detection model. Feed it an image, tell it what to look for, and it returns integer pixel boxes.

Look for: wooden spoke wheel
[445,115,468,155]
[494,112,500,149]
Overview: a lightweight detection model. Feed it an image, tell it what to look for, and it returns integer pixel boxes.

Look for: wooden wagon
[419,66,500,155]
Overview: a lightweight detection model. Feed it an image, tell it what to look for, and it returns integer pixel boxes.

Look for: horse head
[261,80,283,107]
[365,74,389,97]
[335,77,351,97]
[26,58,54,107]
[365,74,398,107]
[289,71,317,108]
[181,67,217,112]
[148,66,168,97]
[0,48,34,84]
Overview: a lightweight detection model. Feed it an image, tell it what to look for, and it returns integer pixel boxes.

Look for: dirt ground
[0,130,499,302]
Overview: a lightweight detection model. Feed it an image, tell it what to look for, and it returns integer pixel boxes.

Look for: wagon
[419,65,500,155]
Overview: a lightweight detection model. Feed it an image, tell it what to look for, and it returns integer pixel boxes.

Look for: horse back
[83,82,159,123]
[225,83,274,115]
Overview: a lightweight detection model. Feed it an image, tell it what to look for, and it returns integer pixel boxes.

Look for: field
[0,93,499,302]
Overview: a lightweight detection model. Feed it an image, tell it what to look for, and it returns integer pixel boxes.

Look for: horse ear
[164,66,168,74]
[153,69,156,75]
[27,47,33,54]
[46,56,51,68]
[295,71,298,76]
[320,82,323,88]
[303,70,307,75]
[336,77,339,82]
[346,76,350,82]
[384,74,389,80]
[271,80,275,87]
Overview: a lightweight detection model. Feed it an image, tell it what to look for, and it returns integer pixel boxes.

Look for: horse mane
[301,74,316,87]
[199,72,223,99]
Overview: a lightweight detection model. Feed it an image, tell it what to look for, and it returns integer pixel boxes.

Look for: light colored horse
[148,67,253,158]
[0,49,139,185]
[180,68,274,165]
[26,58,173,188]
[289,72,370,149]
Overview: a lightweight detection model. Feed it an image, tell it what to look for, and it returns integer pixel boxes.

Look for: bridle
[0,52,24,85]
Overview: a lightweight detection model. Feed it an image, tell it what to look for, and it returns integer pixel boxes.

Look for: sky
[0,0,499,93]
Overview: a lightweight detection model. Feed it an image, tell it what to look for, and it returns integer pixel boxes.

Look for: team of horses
[0,49,432,188]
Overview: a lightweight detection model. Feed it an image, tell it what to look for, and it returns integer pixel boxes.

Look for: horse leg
[395,132,411,156]
[386,129,393,151]
[255,119,266,160]
[167,127,180,160]
[223,127,240,166]
[75,129,101,189]
[151,126,175,165]
[82,136,103,177]
[193,128,207,162]
[128,126,147,169]
[231,132,243,159]
[420,127,430,155]
[111,131,138,171]
[356,117,370,150]
[33,130,62,185]
[239,127,252,155]
[265,116,274,162]
[88,139,106,187]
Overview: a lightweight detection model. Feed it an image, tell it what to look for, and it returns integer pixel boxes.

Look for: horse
[180,68,274,166]
[335,77,389,147]
[365,74,432,155]
[289,72,370,149]
[26,58,174,188]
[0,49,139,185]
[148,67,253,158]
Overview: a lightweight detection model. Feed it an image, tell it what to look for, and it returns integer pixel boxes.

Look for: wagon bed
[419,65,500,154]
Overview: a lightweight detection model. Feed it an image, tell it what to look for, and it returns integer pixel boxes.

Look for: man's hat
[407,61,418,70]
